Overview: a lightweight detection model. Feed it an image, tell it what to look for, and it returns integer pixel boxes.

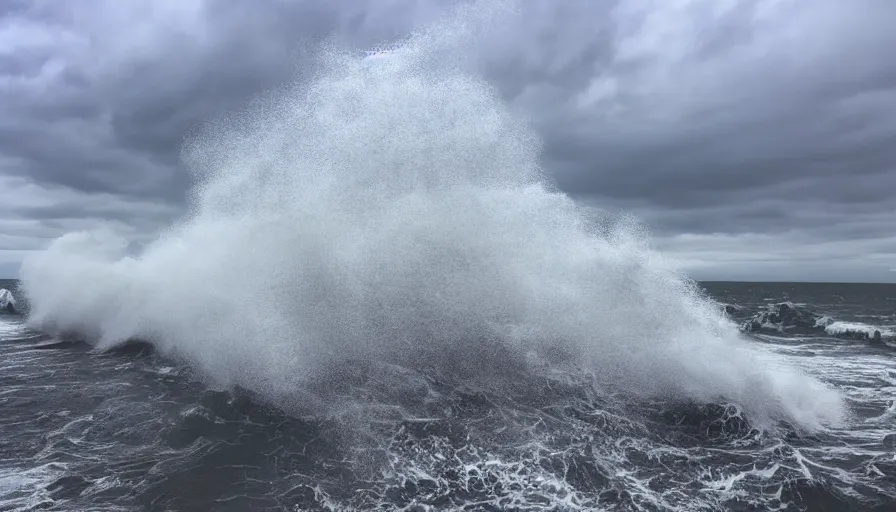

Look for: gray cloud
[1,0,894,281]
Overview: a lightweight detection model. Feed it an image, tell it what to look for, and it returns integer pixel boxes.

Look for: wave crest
[0,288,16,314]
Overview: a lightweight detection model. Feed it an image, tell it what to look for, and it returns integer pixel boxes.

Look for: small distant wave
[741,302,895,346]
[823,320,894,338]
[823,321,895,346]
[0,296,29,340]
[0,288,16,314]
[741,302,820,335]
[718,303,744,317]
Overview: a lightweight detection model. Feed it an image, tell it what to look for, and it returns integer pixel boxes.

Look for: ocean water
[2,8,894,510]
[0,279,894,511]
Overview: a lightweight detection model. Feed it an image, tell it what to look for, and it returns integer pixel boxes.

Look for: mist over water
[20,9,845,431]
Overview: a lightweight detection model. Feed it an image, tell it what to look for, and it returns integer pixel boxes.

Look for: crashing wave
[19,17,847,432]
[0,288,16,314]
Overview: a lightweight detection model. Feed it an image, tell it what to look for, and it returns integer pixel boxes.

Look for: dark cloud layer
[1,0,895,281]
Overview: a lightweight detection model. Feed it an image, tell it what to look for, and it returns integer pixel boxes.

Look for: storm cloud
[1,0,895,281]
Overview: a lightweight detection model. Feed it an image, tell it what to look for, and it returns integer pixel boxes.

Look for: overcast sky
[1,0,895,282]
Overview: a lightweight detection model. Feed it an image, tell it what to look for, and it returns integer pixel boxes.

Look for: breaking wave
[19,7,845,431]
[0,288,16,314]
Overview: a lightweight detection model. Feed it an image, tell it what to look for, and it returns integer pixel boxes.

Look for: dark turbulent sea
[1,279,894,511]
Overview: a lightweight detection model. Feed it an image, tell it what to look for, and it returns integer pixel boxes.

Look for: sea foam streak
[20,7,845,430]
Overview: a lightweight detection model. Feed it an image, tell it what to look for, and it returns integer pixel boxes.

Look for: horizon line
[1,277,895,285]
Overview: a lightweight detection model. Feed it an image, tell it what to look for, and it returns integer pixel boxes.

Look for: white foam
[0,318,26,338]
[825,321,893,338]
[0,288,15,312]
[0,463,67,511]
[19,4,845,431]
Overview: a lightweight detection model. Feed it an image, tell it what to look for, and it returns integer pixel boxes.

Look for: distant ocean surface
[0,279,893,511]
